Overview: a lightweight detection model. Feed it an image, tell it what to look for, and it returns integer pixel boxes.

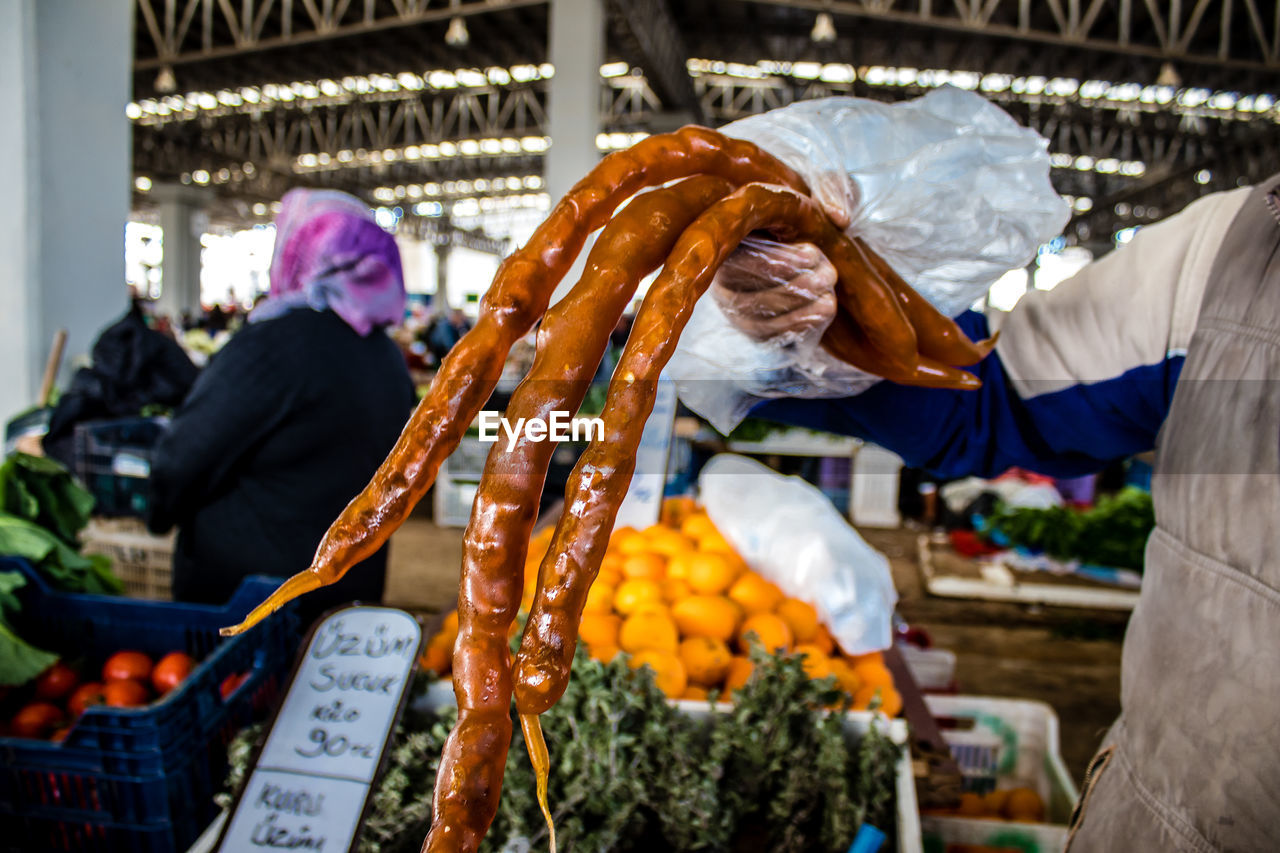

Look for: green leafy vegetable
[983,487,1154,571]
[0,513,122,595]
[0,452,95,545]
[0,571,58,686]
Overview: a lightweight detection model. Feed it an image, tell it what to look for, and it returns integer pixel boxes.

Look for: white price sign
[216,607,421,853]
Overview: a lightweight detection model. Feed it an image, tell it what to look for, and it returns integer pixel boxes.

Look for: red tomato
[68,682,106,716]
[102,679,150,708]
[10,702,65,739]
[151,652,196,695]
[49,727,71,743]
[219,672,249,700]
[33,662,80,701]
[102,651,153,683]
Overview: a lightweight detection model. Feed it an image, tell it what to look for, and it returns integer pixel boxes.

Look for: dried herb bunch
[222,650,901,853]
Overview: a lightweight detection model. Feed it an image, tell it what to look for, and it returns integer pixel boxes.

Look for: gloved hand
[711,238,839,344]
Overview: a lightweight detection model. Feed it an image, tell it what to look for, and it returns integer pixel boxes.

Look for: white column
[545,0,603,303]
[153,183,209,319]
[0,0,132,421]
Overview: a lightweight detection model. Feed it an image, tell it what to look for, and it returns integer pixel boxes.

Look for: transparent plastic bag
[697,454,897,655]
[668,86,1071,432]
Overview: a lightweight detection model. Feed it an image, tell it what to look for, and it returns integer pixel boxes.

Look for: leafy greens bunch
[0,452,121,595]
[983,487,1155,571]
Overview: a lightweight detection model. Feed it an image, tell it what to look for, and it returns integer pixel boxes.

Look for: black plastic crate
[72,417,168,518]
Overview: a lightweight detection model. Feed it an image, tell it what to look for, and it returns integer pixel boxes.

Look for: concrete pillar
[0,0,132,421]
[546,0,603,303]
[153,183,209,319]
[434,242,453,310]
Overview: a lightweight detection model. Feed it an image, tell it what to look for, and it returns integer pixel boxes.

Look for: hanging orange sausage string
[423,176,737,853]
[220,128,809,638]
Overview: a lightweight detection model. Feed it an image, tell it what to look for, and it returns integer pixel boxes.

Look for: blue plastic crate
[72,417,168,518]
[0,558,299,852]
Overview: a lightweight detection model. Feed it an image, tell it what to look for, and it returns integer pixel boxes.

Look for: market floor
[385,515,1124,784]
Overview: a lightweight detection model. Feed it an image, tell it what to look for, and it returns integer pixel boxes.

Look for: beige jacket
[1065,177,1280,851]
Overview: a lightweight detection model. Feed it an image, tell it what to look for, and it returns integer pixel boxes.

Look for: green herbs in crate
[982,487,1155,572]
[222,652,901,853]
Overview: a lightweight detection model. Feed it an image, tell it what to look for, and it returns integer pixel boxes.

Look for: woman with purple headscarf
[148,189,415,621]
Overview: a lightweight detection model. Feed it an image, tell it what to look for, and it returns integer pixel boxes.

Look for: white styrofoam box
[922,694,1079,853]
[851,443,904,528]
[897,644,957,692]
[433,478,478,528]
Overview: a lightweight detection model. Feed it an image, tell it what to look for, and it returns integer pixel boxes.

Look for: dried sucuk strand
[423,176,737,853]
[821,309,984,388]
[219,127,810,638]
[511,182,980,724]
[852,236,998,367]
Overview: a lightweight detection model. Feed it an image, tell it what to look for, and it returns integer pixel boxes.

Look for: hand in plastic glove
[710,238,839,343]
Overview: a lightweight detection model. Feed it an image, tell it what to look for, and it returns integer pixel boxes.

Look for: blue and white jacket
[752,188,1251,479]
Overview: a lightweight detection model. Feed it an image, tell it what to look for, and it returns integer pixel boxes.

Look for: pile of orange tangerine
[422,496,902,717]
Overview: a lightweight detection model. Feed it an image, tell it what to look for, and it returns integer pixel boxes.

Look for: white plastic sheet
[668,86,1070,432]
[697,454,897,655]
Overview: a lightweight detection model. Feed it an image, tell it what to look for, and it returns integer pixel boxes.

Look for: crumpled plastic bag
[697,454,897,655]
[668,86,1070,433]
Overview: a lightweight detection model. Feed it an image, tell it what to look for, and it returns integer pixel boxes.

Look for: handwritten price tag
[216,607,421,853]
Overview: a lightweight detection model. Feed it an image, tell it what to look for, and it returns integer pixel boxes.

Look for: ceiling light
[811,12,837,43]
[155,65,177,93]
[445,16,469,47]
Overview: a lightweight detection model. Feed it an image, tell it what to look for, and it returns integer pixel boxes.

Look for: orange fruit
[435,610,460,647]
[614,578,663,614]
[644,525,695,557]
[578,613,620,649]
[583,582,616,614]
[613,527,651,556]
[685,552,738,595]
[727,572,784,615]
[681,685,710,701]
[600,552,627,575]
[596,566,624,588]
[811,624,836,655]
[853,684,902,717]
[622,552,667,581]
[738,612,793,654]
[828,658,862,695]
[671,595,741,643]
[955,792,987,817]
[618,611,680,654]
[679,636,733,686]
[666,552,693,580]
[853,660,895,691]
[661,577,692,603]
[1002,787,1046,822]
[697,531,737,555]
[680,512,719,541]
[590,644,621,663]
[723,656,755,691]
[793,643,832,680]
[775,598,819,643]
[628,649,688,698]
[848,650,884,668]
[420,635,453,675]
[983,790,1011,816]
[661,496,697,527]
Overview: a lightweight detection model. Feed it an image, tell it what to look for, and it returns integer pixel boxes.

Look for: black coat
[147,309,415,624]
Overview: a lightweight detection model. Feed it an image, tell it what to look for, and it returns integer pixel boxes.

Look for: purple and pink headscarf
[251,188,406,336]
